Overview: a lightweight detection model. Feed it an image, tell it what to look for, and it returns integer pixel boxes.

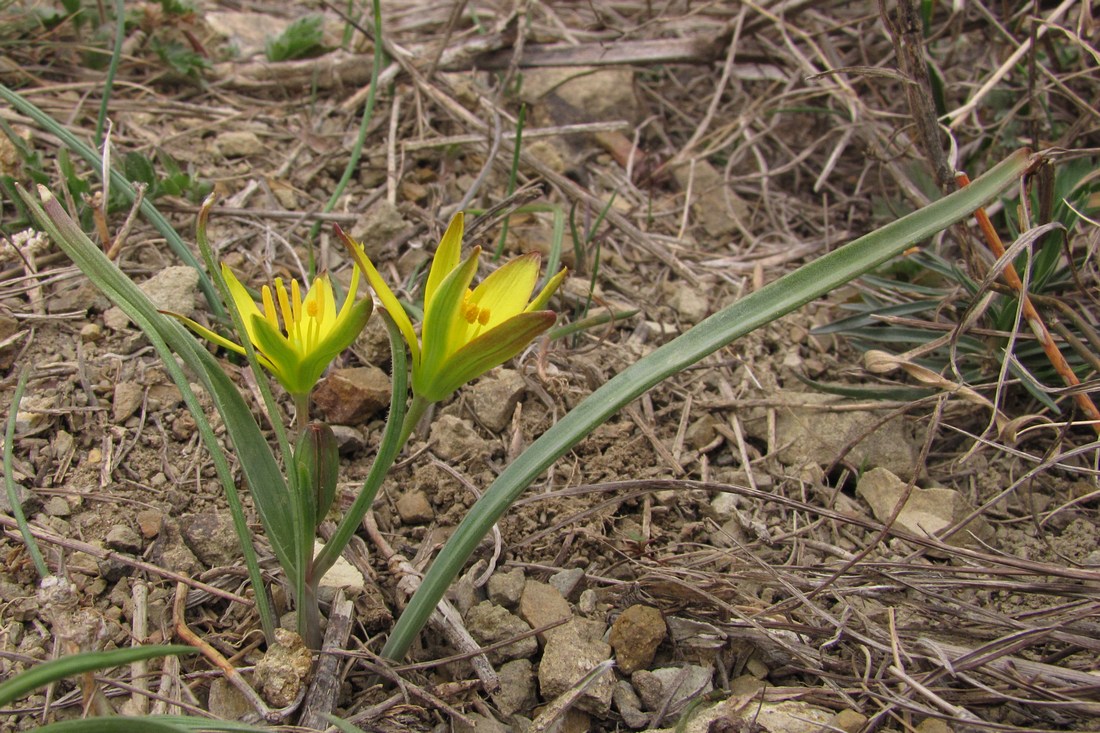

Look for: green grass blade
[0,84,223,317]
[30,717,273,733]
[0,645,192,707]
[18,185,283,639]
[94,0,126,146]
[381,149,1036,662]
[4,367,49,579]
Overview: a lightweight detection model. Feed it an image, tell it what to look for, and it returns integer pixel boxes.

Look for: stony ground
[1,1,1099,732]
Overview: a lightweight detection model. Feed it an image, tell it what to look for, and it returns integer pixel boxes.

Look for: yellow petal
[222,263,265,344]
[424,213,464,309]
[468,253,541,330]
[336,226,420,365]
[526,267,567,312]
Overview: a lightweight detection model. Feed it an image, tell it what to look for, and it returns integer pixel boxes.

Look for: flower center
[462,293,491,326]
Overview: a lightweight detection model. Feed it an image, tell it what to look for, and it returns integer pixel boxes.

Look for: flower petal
[336,226,420,365]
[221,263,265,345]
[526,267,568,312]
[418,311,556,401]
[424,213,464,309]
[297,297,373,391]
[417,248,480,395]
[468,253,541,329]
[248,313,304,393]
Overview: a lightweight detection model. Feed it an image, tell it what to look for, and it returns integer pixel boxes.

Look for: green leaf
[265,15,325,62]
[0,645,192,707]
[381,149,1037,662]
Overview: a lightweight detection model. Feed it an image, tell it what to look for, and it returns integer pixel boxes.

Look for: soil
[1,2,1099,732]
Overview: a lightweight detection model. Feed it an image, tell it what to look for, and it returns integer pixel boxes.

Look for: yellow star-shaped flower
[178,265,372,398]
[338,213,566,403]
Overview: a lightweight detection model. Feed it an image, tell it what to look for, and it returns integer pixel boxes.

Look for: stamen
[261,286,280,332]
[477,308,490,326]
[464,303,480,324]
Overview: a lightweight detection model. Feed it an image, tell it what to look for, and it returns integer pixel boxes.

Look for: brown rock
[136,509,163,539]
[610,605,667,673]
[312,367,390,425]
[831,709,868,733]
[254,629,313,707]
[395,490,434,524]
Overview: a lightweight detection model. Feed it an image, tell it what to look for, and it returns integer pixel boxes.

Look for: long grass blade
[381,149,1036,662]
[3,367,49,578]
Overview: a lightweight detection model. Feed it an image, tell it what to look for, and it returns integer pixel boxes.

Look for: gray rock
[43,496,70,517]
[429,414,487,462]
[104,524,142,553]
[179,513,241,567]
[395,490,434,524]
[487,567,526,608]
[207,677,254,721]
[313,367,391,425]
[549,567,585,599]
[856,467,994,554]
[632,665,713,715]
[614,679,650,729]
[609,605,666,674]
[667,285,708,324]
[113,382,144,422]
[329,424,365,454]
[105,266,199,329]
[464,601,538,665]
[537,618,615,715]
[468,369,526,432]
[453,712,509,733]
[0,483,28,514]
[348,200,408,261]
[741,391,918,478]
[518,580,572,644]
[493,658,536,717]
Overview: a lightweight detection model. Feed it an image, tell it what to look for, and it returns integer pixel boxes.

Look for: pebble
[468,369,526,432]
[104,266,200,329]
[668,285,709,323]
[486,567,526,608]
[136,509,163,538]
[179,512,241,567]
[831,709,869,733]
[613,680,649,729]
[79,323,103,342]
[254,629,313,707]
[312,367,391,425]
[538,618,615,715]
[493,658,536,717]
[631,665,713,713]
[609,604,667,674]
[395,490,434,524]
[453,713,509,733]
[348,199,407,260]
[329,424,365,454]
[104,524,142,553]
[429,414,487,462]
[214,130,264,157]
[518,580,572,644]
[464,601,538,665]
[113,382,144,422]
[549,567,585,599]
[43,496,71,517]
[207,677,254,721]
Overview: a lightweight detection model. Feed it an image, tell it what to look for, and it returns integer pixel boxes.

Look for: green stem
[94,0,126,147]
[398,393,430,448]
[311,312,409,580]
[4,367,49,579]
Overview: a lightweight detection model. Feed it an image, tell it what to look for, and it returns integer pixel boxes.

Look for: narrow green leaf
[382,150,1036,662]
[0,645,192,707]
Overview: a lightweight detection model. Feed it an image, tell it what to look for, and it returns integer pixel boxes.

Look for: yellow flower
[337,213,566,402]
[178,265,372,398]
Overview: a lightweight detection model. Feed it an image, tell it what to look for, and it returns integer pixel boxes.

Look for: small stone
[744,655,768,679]
[329,424,365,454]
[429,414,486,462]
[831,709,869,733]
[80,323,103,342]
[493,658,537,717]
[207,677,254,721]
[43,496,71,517]
[856,467,994,555]
[104,524,142,553]
[915,719,955,733]
[686,415,719,450]
[254,628,313,707]
[146,384,182,412]
[613,680,649,729]
[179,513,241,567]
[314,541,364,596]
[578,589,599,615]
[395,490,434,524]
[464,601,538,665]
[518,581,572,644]
[214,130,264,157]
[609,605,667,674]
[136,509,163,539]
[104,266,199,329]
[667,285,708,323]
[313,367,390,425]
[487,567,526,608]
[549,567,585,599]
[468,369,526,432]
[537,619,615,715]
[632,665,712,713]
[349,200,408,261]
[453,712,509,733]
[113,382,144,422]
[0,483,27,514]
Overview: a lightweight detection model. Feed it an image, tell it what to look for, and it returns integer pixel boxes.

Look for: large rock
[468,369,526,432]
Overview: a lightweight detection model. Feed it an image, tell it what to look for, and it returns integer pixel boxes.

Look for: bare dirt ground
[1,1,1099,731]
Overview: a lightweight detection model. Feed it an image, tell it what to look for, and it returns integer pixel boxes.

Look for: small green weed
[266,15,326,62]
